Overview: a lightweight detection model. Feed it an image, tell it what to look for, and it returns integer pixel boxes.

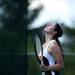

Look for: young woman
[39,23,64,75]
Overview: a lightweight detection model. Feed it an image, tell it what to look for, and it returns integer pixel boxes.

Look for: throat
[45,34,54,42]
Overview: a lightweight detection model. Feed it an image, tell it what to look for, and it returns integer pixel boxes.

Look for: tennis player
[39,22,64,75]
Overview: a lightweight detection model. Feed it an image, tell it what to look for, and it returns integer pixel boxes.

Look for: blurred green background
[0,0,27,75]
[0,0,75,75]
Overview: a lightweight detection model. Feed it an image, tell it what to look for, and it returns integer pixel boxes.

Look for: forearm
[47,63,64,71]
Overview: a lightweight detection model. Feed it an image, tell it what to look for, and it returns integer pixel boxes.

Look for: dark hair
[54,23,63,38]
[53,23,64,56]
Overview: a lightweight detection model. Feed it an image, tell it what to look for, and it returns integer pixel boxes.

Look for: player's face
[44,23,56,34]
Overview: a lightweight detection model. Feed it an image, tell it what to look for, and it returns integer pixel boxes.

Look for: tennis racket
[33,34,52,75]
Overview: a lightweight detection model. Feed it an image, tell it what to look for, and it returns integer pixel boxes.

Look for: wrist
[47,65,55,71]
[47,66,51,71]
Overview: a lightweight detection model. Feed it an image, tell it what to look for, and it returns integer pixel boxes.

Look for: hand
[38,56,43,61]
[40,64,49,72]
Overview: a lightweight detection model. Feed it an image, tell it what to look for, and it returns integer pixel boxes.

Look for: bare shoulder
[51,40,58,45]
[47,40,58,53]
[49,40,62,54]
[49,40,59,48]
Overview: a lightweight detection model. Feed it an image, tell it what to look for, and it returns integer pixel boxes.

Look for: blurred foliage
[0,0,28,74]
[64,55,75,75]
[27,55,41,75]
[28,2,43,25]
[62,26,75,52]
[0,0,27,52]
[27,34,34,52]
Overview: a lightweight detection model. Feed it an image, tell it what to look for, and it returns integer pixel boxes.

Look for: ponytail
[55,38,64,58]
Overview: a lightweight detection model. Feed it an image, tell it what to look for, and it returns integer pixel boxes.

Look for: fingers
[40,64,45,72]
[39,64,48,72]
[38,56,43,61]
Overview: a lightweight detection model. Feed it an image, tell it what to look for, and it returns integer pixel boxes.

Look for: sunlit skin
[39,23,64,72]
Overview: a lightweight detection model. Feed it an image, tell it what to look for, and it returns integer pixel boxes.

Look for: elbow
[56,63,64,71]
[60,61,64,69]
[61,63,64,69]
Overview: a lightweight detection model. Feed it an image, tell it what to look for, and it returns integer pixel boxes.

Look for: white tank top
[43,40,55,65]
[39,40,56,75]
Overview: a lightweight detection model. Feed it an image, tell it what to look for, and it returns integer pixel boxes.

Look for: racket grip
[41,60,44,65]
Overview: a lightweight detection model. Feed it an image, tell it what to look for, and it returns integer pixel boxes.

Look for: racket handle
[41,55,44,65]
[41,60,44,65]
[42,72,45,75]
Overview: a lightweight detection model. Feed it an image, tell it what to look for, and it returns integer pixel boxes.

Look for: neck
[45,34,54,42]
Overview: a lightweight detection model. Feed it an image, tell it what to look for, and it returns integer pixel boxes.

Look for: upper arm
[48,41,64,65]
